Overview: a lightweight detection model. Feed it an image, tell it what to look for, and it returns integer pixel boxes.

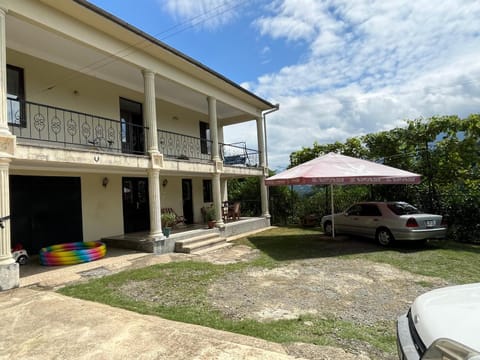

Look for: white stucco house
[0,0,277,290]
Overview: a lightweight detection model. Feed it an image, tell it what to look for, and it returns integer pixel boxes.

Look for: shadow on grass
[245,226,468,262]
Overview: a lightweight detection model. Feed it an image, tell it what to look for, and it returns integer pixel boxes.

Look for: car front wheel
[376,228,394,246]
[323,221,332,236]
[17,255,28,265]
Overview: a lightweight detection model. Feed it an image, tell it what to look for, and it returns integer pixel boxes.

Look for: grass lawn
[59,227,480,358]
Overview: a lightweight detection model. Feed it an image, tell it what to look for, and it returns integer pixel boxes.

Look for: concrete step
[193,241,232,255]
[175,233,229,254]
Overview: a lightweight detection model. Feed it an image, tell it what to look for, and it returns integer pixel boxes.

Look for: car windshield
[387,202,420,215]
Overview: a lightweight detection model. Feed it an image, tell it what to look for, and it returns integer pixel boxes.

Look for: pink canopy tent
[265,152,421,237]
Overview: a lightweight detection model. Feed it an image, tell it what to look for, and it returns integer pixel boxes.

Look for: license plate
[425,220,435,227]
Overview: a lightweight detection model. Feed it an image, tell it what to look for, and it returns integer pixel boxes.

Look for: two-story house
[0,0,277,290]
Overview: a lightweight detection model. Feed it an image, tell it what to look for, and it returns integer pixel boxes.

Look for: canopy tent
[265,152,421,237]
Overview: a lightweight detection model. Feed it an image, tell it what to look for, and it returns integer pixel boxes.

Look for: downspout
[262,103,280,169]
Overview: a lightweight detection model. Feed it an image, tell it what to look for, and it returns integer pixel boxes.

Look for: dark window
[199,121,211,154]
[203,179,213,202]
[120,98,144,154]
[387,202,420,215]
[346,204,362,216]
[7,65,26,127]
[361,204,382,216]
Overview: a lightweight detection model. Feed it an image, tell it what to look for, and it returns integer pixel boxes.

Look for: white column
[256,117,270,217]
[212,173,224,227]
[256,116,266,168]
[0,8,8,136]
[148,169,162,237]
[207,96,220,161]
[220,178,228,203]
[0,160,13,266]
[142,69,158,153]
[0,7,18,291]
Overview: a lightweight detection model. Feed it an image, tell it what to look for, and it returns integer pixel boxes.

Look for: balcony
[7,99,259,167]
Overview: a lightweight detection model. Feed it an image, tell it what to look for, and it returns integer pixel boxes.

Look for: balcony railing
[221,142,259,167]
[7,99,260,167]
[157,130,259,167]
[7,99,147,155]
[158,129,212,161]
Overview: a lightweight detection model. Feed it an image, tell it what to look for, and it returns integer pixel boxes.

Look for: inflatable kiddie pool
[39,241,107,266]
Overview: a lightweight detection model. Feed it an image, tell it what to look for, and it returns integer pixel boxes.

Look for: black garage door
[10,176,83,254]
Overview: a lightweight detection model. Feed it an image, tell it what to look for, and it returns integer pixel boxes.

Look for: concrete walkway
[1,248,298,360]
[0,288,295,359]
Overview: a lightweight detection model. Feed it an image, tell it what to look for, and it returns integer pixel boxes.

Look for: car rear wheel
[323,221,332,236]
[376,228,394,246]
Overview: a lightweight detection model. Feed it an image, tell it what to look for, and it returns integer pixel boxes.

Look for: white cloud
[239,0,480,170]
[161,0,243,29]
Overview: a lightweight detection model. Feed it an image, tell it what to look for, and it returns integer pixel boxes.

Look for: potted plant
[205,206,216,229]
[161,212,177,237]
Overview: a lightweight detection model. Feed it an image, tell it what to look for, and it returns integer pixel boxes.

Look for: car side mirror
[422,338,480,359]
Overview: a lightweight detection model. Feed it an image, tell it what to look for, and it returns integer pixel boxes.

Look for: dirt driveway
[192,243,449,359]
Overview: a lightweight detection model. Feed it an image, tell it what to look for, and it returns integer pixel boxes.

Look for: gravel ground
[195,244,448,359]
[119,244,449,359]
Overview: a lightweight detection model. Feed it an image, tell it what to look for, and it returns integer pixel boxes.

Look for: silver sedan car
[321,201,447,246]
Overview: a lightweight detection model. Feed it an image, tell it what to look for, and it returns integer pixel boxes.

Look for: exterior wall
[81,173,123,241]
[159,175,210,224]
[7,49,209,140]
[159,175,183,217]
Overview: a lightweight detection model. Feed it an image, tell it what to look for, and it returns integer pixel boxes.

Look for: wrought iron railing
[7,99,147,155]
[221,142,260,167]
[158,129,213,161]
[157,130,259,167]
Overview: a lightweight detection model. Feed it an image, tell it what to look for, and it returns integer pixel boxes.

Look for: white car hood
[411,282,480,351]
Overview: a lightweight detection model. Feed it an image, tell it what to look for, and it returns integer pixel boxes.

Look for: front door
[120,98,144,154]
[122,177,150,233]
[182,179,193,224]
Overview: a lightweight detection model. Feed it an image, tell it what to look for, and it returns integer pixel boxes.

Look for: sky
[89,0,480,171]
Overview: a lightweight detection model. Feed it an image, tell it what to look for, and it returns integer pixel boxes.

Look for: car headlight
[422,338,480,360]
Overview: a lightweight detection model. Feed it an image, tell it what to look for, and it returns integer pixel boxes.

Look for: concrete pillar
[256,117,270,217]
[212,172,224,227]
[142,69,158,153]
[207,96,220,161]
[0,7,18,291]
[256,116,266,168]
[0,8,8,136]
[148,168,163,237]
[220,178,228,203]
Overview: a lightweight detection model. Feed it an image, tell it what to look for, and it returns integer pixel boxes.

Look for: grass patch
[59,227,480,358]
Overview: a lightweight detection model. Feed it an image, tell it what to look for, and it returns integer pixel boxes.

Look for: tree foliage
[286,114,480,242]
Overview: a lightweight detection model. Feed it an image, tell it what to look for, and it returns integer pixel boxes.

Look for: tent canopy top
[265,152,421,186]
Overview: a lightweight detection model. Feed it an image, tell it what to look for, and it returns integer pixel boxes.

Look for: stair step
[193,241,232,255]
[175,232,220,246]
[175,233,228,254]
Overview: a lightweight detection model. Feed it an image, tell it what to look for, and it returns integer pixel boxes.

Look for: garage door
[10,175,83,254]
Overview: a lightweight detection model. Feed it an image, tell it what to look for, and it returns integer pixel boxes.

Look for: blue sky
[90,0,480,171]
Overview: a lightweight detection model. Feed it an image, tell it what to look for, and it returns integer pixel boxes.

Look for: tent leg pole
[331,184,335,238]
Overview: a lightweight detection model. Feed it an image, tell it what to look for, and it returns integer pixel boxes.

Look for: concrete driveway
[0,288,294,359]
[2,249,295,359]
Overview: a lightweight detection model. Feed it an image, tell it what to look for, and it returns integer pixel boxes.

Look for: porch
[101,217,270,254]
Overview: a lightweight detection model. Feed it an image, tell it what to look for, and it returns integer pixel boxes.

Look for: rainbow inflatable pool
[39,241,107,266]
